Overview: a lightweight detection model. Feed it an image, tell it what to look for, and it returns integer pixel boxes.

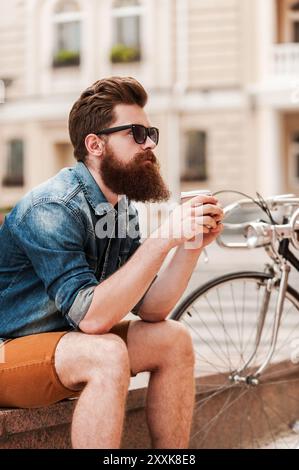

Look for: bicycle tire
[171,271,299,449]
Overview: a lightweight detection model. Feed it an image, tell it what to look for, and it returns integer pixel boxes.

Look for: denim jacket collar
[73,161,129,216]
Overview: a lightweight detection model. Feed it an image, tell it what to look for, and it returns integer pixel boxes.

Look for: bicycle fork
[229,263,291,386]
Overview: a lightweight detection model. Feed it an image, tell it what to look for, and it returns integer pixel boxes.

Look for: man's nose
[140,136,156,151]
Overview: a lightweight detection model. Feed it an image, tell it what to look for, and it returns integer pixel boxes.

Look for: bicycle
[171,193,299,449]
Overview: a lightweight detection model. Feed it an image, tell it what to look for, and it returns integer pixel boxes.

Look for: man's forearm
[79,237,172,334]
[138,244,203,320]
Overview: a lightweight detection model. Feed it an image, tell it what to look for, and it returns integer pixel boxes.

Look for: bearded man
[0,77,223,449]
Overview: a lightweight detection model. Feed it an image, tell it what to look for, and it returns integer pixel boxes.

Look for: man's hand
[152,194,224,250]
[188,198,224,249]
[189,220,224,250]
[138,195,224,320]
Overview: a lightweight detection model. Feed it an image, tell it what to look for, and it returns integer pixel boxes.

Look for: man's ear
[85,134,105,156]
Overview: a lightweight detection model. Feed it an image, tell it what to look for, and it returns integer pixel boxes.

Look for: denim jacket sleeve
[10,201,98,323]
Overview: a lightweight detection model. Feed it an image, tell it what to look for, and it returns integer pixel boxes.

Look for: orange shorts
[0,320,131,409]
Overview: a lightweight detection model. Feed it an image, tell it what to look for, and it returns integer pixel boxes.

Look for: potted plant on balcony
[110,44,141,63]
[52,49,80,68]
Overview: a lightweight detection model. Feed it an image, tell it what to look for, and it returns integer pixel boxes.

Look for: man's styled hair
[68,76,148,161]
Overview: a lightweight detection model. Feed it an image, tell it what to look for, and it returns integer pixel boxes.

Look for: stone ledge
[0,386,149,449]
[0,386,147,438]
[1,364,298,449]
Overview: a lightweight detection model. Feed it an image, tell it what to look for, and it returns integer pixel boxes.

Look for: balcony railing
[272,43,299,78]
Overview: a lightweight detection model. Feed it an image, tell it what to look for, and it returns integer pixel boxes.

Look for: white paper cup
[180,190,221,227]
[181,190,212,202]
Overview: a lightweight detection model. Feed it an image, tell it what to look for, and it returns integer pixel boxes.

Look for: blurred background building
[0,0,299,215]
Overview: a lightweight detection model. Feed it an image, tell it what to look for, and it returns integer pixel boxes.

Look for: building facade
[0,0,298,216]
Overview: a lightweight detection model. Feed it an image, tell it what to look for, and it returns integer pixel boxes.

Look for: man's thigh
[0,320,132,409]
[0,331,78,408]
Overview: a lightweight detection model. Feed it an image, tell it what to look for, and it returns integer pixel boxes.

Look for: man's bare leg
[127,319,195,448]
[54,332,130,449]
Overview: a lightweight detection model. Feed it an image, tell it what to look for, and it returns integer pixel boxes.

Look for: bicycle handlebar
[217,194,299,250]
[222,194,299,215]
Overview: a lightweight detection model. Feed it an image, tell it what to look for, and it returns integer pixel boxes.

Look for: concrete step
[1,364,299,449]
[0,388,151,449]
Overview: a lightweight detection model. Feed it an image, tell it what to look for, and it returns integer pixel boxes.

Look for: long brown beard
[100,146,171,203]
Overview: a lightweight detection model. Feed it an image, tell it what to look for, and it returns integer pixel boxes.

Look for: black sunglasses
[96,124,159,145]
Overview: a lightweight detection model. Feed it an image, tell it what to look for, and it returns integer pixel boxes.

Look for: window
[111,0,142,63]
[288,1,299,42]
[291,132,299,182]
[2,140,24,187]
[181,131,208,182]
[52,1,81,67]
[277,0,299,42]
[293,20,299,41]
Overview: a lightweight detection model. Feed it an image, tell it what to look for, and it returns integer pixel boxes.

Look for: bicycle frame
[230,260,292,385]
[218,195,299,385]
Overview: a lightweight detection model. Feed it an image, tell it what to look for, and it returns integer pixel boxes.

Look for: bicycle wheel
[171,271,299,449]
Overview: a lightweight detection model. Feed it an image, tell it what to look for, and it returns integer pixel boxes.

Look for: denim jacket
[0,162,150,339]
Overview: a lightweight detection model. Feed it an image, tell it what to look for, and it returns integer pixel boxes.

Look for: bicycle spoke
[260,376,299,387]
[201,294,243,361]
[240,281,246,366]
[191,387,249,447]
[256,391,280,449]
[192,386,237,446]
[245,391,256,448]
[216,287,233,371]
[272,319,299,361]
[256,392,299,445]
[194,383,232,410]
[181,315,229,372]
[241,285,262,364]
[190,304,234,367]
[230,282,243,365]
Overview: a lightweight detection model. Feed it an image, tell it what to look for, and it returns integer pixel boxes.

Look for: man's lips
[135,152,157,166]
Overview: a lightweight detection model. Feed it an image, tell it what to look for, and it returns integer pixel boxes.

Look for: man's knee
[55,331,130,388]
[156,320,195,365]
[97,334,131,382]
